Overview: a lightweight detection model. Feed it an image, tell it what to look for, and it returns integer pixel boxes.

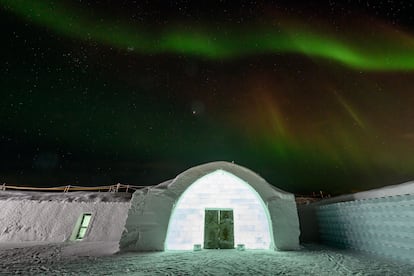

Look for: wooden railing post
[0,183,146,193]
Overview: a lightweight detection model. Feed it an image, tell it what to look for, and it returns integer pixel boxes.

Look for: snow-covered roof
[308,180,414,206]
[0,161,296,203]
[353,180,414,199]
[152,161,295,201]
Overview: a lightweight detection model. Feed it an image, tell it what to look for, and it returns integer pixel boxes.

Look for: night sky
[1,1,414,195]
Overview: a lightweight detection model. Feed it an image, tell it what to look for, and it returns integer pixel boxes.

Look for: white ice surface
[166,170,272,250]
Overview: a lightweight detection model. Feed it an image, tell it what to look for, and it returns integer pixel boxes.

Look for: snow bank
[0,191,130,243]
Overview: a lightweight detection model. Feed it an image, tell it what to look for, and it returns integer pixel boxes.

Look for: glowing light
[333,91,366,129]
[71,213,92,241]
[165,170,273,250]
[3,1,414,70]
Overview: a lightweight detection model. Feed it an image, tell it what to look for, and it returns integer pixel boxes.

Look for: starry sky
[1,0,414,195]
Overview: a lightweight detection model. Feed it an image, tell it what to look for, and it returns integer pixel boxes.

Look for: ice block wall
[165,170,272,250]
[316,194,414,263]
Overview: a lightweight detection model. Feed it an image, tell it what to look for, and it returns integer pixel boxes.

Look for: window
[75,213,92,240]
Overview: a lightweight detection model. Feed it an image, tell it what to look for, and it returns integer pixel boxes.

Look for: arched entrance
[165,169,274,250]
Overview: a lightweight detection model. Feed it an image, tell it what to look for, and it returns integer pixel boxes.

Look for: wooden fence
[0,183,329,200]
[0,183,146,193]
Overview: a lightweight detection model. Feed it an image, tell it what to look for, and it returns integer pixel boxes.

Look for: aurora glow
[1,1,414,195]
[2,0,414,70]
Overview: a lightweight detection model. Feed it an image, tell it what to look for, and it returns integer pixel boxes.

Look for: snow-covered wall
[298,181,414,263]
[317,194,414,263]
[0,192,130,243]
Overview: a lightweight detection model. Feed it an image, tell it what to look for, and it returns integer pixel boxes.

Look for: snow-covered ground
[1,242,413,275]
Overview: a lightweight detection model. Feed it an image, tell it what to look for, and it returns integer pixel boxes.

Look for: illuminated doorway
[204,209,234,249]
[165,170,273,250]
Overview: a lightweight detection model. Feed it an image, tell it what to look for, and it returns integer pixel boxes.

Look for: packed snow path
[1,243,413,275]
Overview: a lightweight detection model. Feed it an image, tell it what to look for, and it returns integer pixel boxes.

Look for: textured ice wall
[165,170,272,250]
[0,199,130,243]
[120,161,300,252]
[317,194,414,263]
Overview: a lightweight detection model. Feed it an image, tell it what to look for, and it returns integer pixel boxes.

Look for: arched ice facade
[119,161,300,251]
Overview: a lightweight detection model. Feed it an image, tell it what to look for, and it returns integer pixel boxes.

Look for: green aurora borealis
[3,0,414,70]
[1,1,414,194]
